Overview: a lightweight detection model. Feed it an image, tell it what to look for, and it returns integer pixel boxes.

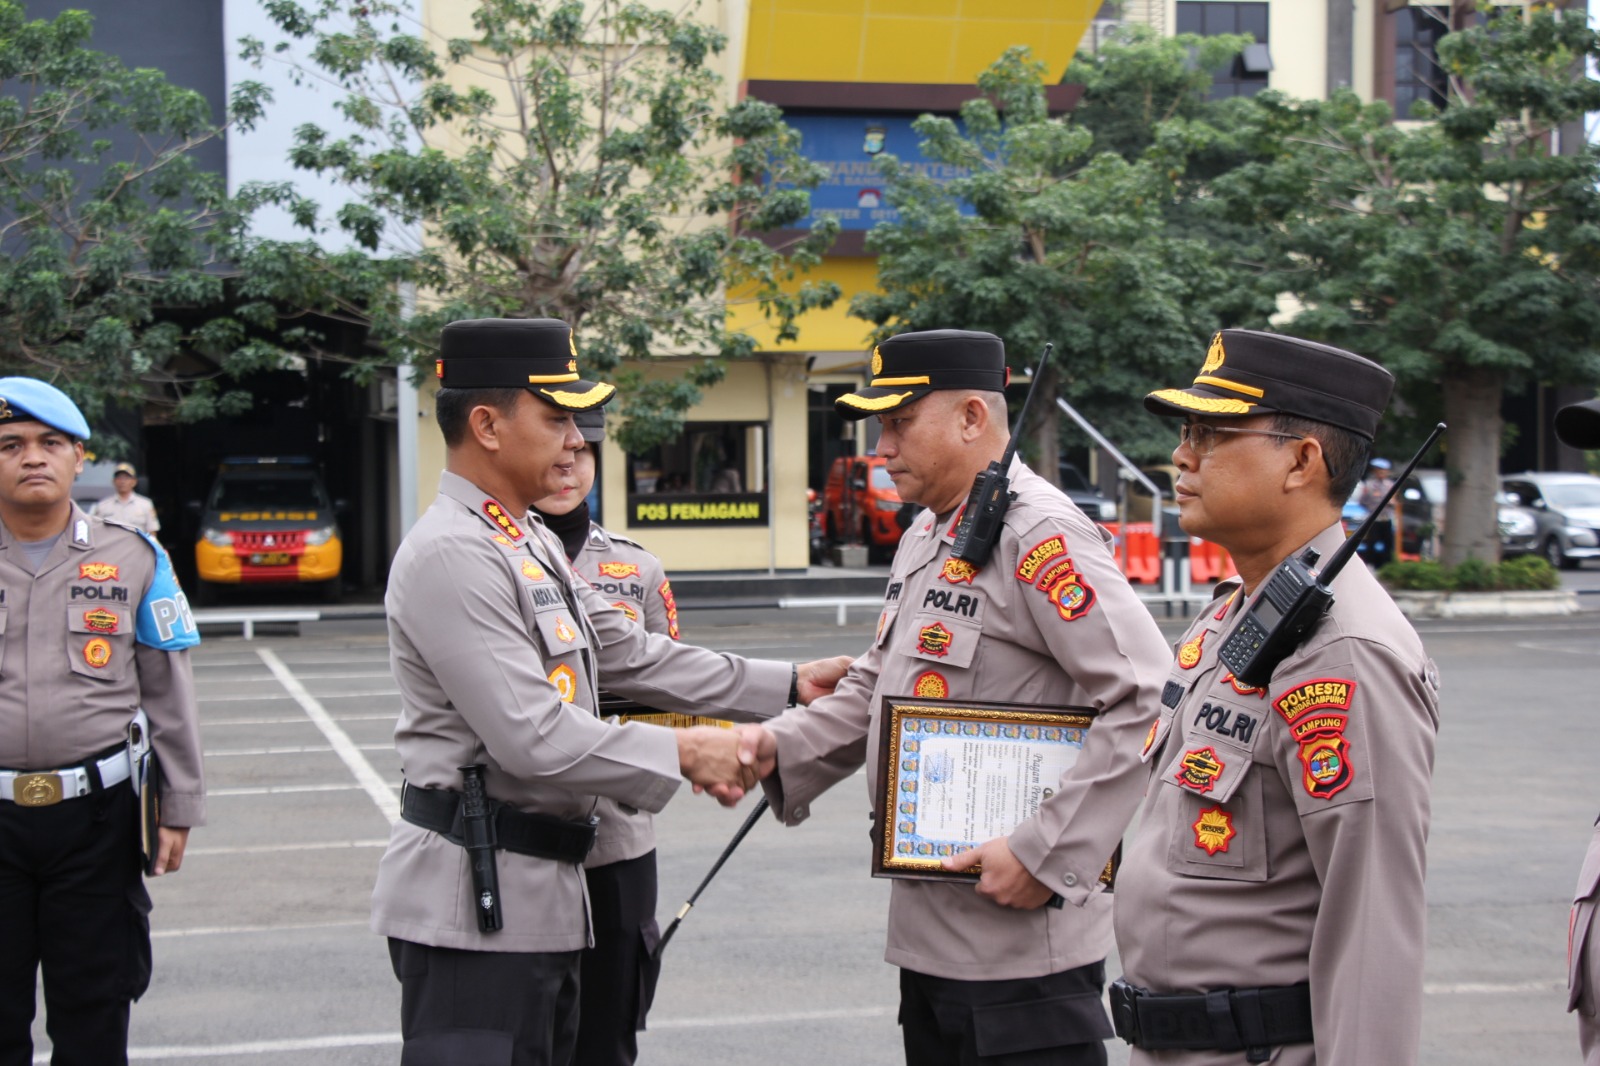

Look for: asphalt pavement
[25,586,1600,1064]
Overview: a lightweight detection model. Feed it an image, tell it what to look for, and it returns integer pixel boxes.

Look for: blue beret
[0,377,91,440]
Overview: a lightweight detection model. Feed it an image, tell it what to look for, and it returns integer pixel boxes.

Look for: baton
[653,796,769,959]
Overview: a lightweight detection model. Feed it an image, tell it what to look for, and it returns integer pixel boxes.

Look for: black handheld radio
[950,342,1054,566]
[459,764,504,933]
[1217,422,1446,689]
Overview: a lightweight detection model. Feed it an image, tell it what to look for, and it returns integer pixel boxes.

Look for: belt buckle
[13,773,64,807]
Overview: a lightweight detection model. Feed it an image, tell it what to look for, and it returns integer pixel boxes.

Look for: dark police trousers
[389,938,581,1066]
[0,780,151,1066]
[899,961,1115,1066]
[575,851,662,1066]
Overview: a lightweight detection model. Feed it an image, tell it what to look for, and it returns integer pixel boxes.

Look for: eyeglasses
[1178,423,1306,457]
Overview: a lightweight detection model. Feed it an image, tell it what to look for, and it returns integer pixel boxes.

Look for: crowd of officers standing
[1,316,1595,1065]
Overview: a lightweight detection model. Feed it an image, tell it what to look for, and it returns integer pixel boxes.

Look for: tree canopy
[0,0,292,438]
[851,39,1255,477]
[246,0,838,452]
[1211,4,1600,563]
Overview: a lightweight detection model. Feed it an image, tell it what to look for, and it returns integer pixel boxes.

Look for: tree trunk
[1439,367,1504,567]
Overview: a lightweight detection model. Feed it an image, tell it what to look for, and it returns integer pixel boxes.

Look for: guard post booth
[595,353,813,574]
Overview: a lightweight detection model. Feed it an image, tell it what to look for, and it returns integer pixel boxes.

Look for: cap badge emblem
[871,346,883,377]
[1200,333,1226,376]
[0,398,11,420]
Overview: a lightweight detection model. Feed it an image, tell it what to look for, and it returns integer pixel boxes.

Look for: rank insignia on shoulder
[1273,678,1356,724]
[482,500,524,540]
[521,560,546,581]
[548,664,577,702]
[916,623,953,658]
[1175,746,1224,793]
[1177,629,1207,669]
[83,637,112,669]
[1214,589,1239,621]
[1193,805,1236,855]
[1298,733,1353,799]
[1015,536,1067,584]
[941,558,980,585]
[554,617,577,644]
[83,608,118,633]
[598,561,640,579]
[913,671,949,699]
[79,562,118,582]
[1140,719,1160,757]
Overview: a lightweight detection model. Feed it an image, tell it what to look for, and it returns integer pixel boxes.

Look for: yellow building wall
[598,354,812,571]
[744,0,1101,83]
[727,257,881,352]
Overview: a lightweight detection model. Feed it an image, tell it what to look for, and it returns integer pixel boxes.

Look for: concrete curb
[1388,589,1581,619]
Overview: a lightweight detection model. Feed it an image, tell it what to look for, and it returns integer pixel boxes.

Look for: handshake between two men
[672,655,853,803]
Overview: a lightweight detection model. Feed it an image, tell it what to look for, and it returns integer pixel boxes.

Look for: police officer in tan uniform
[90,463,161,537]
[531,407,718,1065]
[740,330,1172,1064]
[1110,330,1442,1064]
[1558,396,1600,1064]
[0,378,203,1066]
[374,318,849,1066]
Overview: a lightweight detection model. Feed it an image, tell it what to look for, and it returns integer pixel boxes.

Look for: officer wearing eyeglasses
[1108,330,1441,1065]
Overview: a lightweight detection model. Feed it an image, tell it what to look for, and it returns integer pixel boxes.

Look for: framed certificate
[873,696,1100,883]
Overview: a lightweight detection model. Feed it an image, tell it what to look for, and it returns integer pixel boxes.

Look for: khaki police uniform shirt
[0,507,204,825]
[91,492,160,535]
[1114,523,1441,1066]
[372,472,791,953]
[1570,821,1600,1064]
[760,458,1171,982]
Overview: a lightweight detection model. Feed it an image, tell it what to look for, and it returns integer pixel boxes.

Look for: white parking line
[154,918,368,939]
[256,647,400,825]
[1423,979,1565,994]
[198,689,399,703]
[200,714,398,727]
[203,744,390,757]
[195,672,395,683]
[46,1006,903,1061]
[186,839,388,857]
[209,783,364,797]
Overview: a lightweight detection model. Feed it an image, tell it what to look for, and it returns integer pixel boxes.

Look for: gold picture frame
[872,696,1100,883]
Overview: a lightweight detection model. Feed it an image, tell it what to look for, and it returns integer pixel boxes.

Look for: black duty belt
[400,783,598,864]
[1109,977,1313,1064]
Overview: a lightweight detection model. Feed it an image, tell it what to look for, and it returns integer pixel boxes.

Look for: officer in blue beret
[0,377,203,1065]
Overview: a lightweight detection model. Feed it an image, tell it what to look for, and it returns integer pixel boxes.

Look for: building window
[1175,2,1272,100]
[626,422,769,527]
[1393,6,1450,116]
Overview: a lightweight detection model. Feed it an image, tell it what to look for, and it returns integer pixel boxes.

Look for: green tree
[1212,5,1600,565]
[246,0,837,452]
[850,43,1253,484]
[0,1,288,437]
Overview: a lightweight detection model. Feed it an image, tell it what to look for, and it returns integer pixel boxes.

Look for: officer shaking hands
[0,378,203,1066]
[1558,397,1600,1065]
[373,319,849,1066]
[1111,331,1442,1065]
[737,330,1172,1065]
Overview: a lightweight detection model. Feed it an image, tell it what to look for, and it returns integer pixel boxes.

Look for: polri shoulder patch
[1273,678,1356,724]
[133,528,199,651]
[1015,535,1067,584]
[659,579,680,640]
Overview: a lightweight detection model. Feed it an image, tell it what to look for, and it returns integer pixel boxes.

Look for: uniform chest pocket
[532,602,589,655]
[1165,762,1268,882]
[67,604,132,682]
[904,612,980,670]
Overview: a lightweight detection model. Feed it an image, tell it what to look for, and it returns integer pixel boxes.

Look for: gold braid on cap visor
[537,382,616,409]
[1147,389,1256,415]
[837,390,917,411]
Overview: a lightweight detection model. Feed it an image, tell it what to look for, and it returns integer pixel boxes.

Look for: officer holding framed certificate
[739,329,1171,1065]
